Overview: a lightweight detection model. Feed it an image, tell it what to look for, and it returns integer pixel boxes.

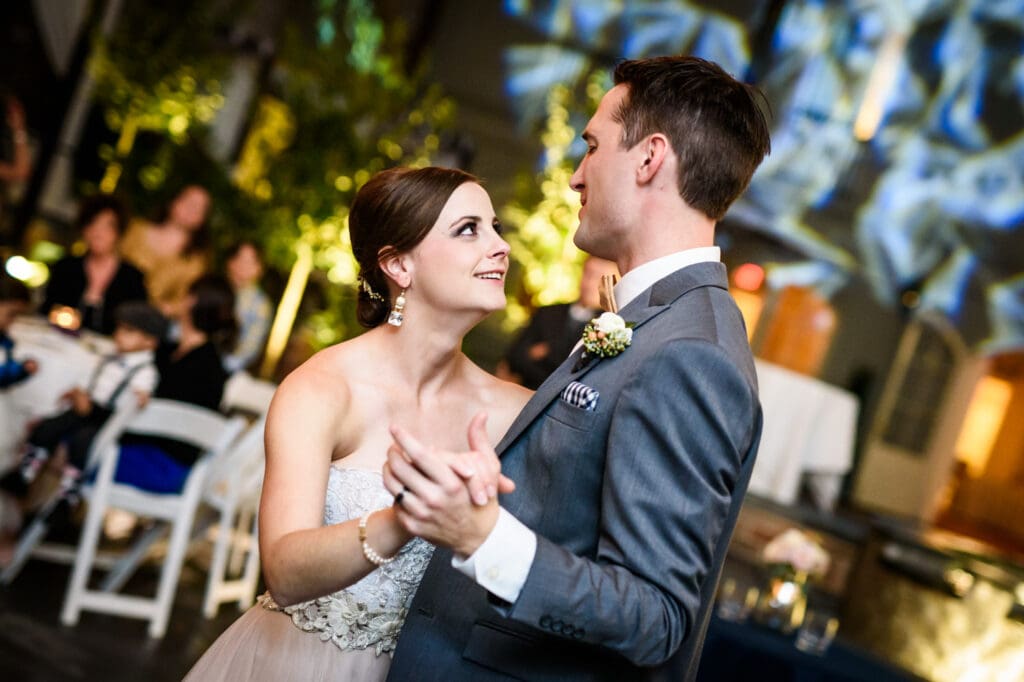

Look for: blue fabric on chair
[113,444,190,494]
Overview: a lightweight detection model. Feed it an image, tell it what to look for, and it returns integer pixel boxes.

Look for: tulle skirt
[184,604,392,682]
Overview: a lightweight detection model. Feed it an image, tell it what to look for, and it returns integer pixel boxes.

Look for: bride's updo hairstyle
[349,166,480,328]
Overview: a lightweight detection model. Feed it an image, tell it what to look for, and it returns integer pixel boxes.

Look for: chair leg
[202,507,234,618]
[237,510,261,610]
[228,506,254,575]
[0,516,50,585]
[147,507,195,637]
[100,522,168,593]
[60,492,108,626]
[1,487,69,585]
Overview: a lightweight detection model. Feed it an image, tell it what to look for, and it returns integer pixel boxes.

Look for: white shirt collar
[614,246,721,310]
[115,348,155,369]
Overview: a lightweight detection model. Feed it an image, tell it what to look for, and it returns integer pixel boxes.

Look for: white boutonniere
[582,312,635,358]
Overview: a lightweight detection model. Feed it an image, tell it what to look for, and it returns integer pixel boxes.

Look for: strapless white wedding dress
[185,467,434,682]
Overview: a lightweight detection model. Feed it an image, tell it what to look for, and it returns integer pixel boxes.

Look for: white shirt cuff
[451,507,536,603]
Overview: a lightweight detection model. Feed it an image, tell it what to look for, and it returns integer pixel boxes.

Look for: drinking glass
[794,609,839,655]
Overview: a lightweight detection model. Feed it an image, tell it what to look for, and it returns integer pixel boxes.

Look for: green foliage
[242,0,455,347]
[88,1,239,149]
[85,0,456,352]
[499,71,607,331]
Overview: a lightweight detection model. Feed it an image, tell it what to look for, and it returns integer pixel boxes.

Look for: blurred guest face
[113,324,159,353]
[227,244,264,289]
[83,209,120,256]
[169,186,211,230]
[578,257,619,309]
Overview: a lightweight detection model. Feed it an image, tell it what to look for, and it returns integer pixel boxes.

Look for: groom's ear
[379,246,412,290]
[637,133,670,185]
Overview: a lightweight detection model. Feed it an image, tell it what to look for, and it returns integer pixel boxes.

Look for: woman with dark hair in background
[115,274,235,494]
[120,184,212,318]
[42,194,147,335]
[185,166,529,681]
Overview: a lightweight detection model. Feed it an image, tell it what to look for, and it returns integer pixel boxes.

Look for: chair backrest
[122,399,241,456]
[84,401,143,470]
[204,415,266,501]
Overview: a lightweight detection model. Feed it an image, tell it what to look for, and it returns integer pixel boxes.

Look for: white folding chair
[0,403,142,585]
[200,415,266,617]
[60,399,245,638]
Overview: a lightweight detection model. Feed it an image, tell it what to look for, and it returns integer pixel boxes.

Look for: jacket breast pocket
[545,396,601,432]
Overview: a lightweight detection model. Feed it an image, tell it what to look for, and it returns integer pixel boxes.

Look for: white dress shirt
[453,246,721,602]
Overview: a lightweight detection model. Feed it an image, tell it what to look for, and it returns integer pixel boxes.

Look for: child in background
[0,273,37,389]
[0,302,167,508]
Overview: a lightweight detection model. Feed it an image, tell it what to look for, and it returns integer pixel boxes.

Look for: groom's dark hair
[349,166,480,328]
[612,55,771,221]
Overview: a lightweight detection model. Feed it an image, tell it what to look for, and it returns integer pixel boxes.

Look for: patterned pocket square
[560,381,599,411]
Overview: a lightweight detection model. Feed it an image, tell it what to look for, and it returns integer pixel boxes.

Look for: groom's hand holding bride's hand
[383,412,514,558]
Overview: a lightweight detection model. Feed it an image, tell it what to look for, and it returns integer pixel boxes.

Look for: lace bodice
[259,467,434,656]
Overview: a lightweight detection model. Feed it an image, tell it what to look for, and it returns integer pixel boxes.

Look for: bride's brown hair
[349,166,480,328]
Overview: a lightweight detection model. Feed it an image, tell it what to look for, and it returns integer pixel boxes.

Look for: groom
[384,55,771,681]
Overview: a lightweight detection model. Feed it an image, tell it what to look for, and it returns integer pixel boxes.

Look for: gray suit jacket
[388,262,762,681]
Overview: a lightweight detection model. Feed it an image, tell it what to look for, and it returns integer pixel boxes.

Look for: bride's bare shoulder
[270,341,363,417]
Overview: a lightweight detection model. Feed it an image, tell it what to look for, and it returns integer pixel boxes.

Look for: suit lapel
[496,353,577,455]
[496,261,729,456]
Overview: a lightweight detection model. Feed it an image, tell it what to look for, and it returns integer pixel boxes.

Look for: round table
[0,316,110,468]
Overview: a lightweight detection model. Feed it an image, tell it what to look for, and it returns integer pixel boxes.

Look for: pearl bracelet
[359,512,397,566]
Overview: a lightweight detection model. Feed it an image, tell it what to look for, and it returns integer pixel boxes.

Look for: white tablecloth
[0,316,108,467]
[748,359,859,510]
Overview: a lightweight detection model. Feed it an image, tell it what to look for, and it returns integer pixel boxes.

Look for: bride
[185,166,531,681]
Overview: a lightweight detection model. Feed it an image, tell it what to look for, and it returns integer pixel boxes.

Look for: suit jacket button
[551,619,564,633]
[574,627,585,639]
[540,615,552,628]
[563,624,576,637]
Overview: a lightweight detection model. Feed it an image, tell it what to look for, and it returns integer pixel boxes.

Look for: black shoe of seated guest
[0,469,28,498]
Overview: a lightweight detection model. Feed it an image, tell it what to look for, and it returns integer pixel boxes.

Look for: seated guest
[42,194,147,336]
[0,302,166,508]
[116,275,235,494]
[120,184,211,318]
[222,240,273,373]
[0,273,37,389]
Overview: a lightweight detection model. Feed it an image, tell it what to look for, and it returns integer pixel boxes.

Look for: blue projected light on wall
[503,0,1024,352]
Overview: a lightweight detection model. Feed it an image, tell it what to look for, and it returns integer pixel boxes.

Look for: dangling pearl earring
[387,289,407,327]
